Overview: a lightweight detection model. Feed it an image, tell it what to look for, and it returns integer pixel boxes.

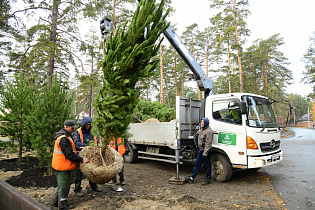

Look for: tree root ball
[144,118,160,123]
[79,145,123,184]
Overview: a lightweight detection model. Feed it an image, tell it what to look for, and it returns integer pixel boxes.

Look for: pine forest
[1,0,315,129]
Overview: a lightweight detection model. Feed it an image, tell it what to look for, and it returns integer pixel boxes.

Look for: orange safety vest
[52,135,77,171]
[77,127,97,144]
[109,137,126,156]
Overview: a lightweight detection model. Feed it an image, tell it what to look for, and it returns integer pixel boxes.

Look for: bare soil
[0,153,285,209]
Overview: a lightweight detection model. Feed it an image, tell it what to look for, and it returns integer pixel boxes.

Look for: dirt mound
[7,167,57,188]
[0,157,39,171]
[1,157,58,188]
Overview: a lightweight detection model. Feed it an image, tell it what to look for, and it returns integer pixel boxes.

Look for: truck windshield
[243,96,277,128]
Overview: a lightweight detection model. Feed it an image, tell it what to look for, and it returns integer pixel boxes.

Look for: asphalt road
[261,127,315,210]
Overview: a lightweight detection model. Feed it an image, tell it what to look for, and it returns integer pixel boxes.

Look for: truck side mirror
[239,101,247,115]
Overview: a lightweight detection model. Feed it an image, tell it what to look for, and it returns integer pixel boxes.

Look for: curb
[281,132,294,139]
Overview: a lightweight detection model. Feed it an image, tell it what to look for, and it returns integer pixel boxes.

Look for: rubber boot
[58,199,74,210]
[119,166,125,185]
[202,179,210,185]
[120,179,126,185]
[59,200,69,210]
[51,193,58,207]
[74,163,83,193]
[58,186,73,209]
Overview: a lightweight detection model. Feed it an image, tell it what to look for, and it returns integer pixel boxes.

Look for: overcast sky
[167,0,315,97]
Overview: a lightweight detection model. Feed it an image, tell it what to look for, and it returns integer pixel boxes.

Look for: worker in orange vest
[109,137,126,186]
[73,116,102,197]
[51,120,89,210]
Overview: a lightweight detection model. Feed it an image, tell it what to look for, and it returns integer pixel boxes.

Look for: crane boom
[163,24,214,97]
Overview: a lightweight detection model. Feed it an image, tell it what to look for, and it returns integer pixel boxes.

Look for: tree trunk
[75,80,78,115]
[175,59,178,96]
[163,74,171,108]
[146,79,149,101]
[47,0,59,91]
[206,44,209,77]
[182,75,185,97]
[190,32,200,99]
[113,0,117,35]
[228,41,231,93]
[89,86,92,116]
[264,52,269,97]
[159,36,164,103]
[138,81,141,99]
[89,52,94,117]
[18,136,22,161]
[233,0,243,93]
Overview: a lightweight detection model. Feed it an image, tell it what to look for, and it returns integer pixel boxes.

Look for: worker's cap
[64,120,78,129]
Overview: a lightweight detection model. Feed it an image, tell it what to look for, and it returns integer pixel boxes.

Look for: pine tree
[27,75,74,168]
[181,23,202,98]
[93,0,170,145]
[0,73,34,160]
[0,0,18,89]
[210,0,250,93]
[302,31,315,97]
[242,34,292,97]
[8,0,87,89]
[287,94,310,121]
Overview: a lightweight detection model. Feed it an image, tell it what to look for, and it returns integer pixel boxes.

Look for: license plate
[272,154,279,161]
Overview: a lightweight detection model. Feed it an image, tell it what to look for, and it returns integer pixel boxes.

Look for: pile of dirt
[1,157,57,188]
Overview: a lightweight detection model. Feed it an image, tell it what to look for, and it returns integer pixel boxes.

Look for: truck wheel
[211,153,233,182]
[124,146,138,163]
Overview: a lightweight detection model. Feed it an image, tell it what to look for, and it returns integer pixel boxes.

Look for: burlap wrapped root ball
[79,145,123,184]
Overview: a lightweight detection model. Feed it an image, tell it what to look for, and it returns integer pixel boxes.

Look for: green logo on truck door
[218,132,236,146]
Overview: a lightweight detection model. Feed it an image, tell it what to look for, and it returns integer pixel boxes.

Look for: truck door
[210,99,247,166]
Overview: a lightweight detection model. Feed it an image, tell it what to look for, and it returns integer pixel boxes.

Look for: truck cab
[205,93,283,181]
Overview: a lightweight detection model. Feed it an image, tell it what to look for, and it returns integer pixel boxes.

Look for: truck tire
[124,146,138,163]
[211,153,233,182]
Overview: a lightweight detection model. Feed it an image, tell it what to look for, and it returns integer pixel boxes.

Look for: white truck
[125,94,284,182]
[102,5,285,182]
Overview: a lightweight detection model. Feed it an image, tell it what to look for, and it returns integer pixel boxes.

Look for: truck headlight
[255,159,265,167]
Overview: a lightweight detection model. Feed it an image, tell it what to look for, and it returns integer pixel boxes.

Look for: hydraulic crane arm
[163,24,214,97]
[135,0,213,97]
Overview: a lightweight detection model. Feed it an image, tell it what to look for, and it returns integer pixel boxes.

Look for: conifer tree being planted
[93,0,169,145]
[79,0,170,184]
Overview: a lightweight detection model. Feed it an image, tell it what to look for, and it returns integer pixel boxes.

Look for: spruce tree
[93,0,170,145]
[0,73,34,161]
[27,75,74,168]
